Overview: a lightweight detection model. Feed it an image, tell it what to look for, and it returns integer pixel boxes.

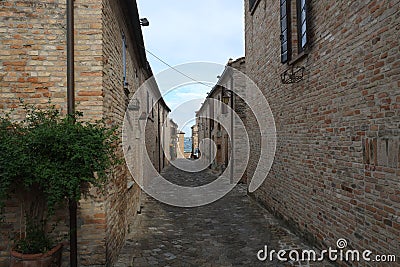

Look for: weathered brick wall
[230,58,249,183]
[145,99,162,172]
[101,0,145,265]
[201,58,249,178]
[0,1,107,265]
[0,0,149,266]
[245,0,399,264]
[0,1,67,114]
[74,1,107,265]
[0,3,68,262]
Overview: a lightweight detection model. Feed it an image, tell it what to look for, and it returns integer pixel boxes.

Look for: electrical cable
[142,47,214,89]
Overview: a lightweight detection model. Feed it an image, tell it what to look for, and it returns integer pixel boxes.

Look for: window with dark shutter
[249,0,256,11]
[147,91,149,114]
[297,0,308,52]
[122,33,127,86]
[280,0,291,63]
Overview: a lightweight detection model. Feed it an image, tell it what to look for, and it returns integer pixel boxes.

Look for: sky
[137,1,245,136]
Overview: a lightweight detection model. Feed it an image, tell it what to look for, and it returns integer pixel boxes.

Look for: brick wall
[0,0,152,266]
[245,0,399,264]
[101,0,146,265]
[177,132,186,158]
[0,1,67,114]
[202,58,249,181]
[230,58,249,183]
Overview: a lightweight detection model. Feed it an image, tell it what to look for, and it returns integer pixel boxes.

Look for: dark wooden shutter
[297,0,308,51]
[249,0,256,11]
[280,0,291,63]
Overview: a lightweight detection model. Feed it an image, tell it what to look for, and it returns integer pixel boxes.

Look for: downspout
[66,0,78,266]
[67,0,75,114]
[230,73,234,184]
[158,103,161,171]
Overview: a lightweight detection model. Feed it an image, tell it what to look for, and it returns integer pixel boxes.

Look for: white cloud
[138,0,244,72]
[164,84,209,119]
[137,0,244,136]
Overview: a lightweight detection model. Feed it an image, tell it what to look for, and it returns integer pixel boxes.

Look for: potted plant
[0,103,118,266]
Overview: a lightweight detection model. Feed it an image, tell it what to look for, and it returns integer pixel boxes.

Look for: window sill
[250,0,261,15]
[288,50,308,66]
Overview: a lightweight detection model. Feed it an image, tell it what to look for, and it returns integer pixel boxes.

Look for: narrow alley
[0,0,398,266]
[116,159,334,267]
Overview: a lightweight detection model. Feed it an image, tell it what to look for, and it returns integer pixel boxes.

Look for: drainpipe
[67,0,75,115]
[66,0,77,266]
[230,75,234,184]
[158,103,161,172]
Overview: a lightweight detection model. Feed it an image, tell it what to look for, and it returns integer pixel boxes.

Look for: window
[221,93,227,114]
[280,0,291,63]
[146,92,149,114]
[122,33,128,86]
[280,0,309,63]
[249,0,256,10]
[209,101,214,131]
[151,99,154,118]
[297,0,308,52]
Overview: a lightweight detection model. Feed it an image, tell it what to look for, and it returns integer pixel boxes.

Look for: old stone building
[196,57,247,182]
[169,119,178,161]
[245,0,399,264]
[143,79,171,172]
[177,131,186,159]
[0,0,170,266]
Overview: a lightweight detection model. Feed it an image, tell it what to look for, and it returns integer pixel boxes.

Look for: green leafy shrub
[0,103,119,254]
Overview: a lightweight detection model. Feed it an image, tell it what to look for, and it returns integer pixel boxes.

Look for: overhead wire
[141,46,214,89]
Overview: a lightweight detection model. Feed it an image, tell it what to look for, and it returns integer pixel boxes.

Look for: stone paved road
[116,159,334,267]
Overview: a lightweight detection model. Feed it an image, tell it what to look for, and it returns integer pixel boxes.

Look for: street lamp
[222,92,230,115]
[222,94,230,105]
[140,18,150,26]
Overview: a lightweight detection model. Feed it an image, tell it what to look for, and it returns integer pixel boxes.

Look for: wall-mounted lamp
[222,89,232,114]
[222,94,230,105]
[140,18,150,26]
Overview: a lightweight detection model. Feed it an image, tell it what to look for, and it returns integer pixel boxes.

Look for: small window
[249,0,260,12]
[146,92,149,113]
[280,0,291,63]
[122,33,128,86]
[280,0,309,63]
[297,0,308,52]
[249,0,256,10]
[209,99,214,120]
[151,99,154,118]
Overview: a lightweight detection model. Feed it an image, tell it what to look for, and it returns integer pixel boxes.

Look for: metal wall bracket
[281,66,305,84]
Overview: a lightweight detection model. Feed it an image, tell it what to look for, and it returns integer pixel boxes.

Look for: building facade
[144,79,171,173]
[169,119,178,161]
[191,119,199,158]
[245,0,399,264]
[0,0,170,266]
[196,58,247,182]
[177,131,186,159]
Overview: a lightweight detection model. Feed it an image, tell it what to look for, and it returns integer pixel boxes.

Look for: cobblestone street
[116,159,334,267]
